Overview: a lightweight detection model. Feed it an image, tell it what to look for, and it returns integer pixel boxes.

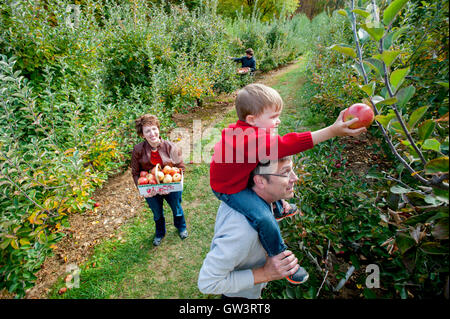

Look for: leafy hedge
[0,0,314,298]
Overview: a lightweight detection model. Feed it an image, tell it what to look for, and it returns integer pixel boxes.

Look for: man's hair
[245,48,254,56]
[135,114,160,137]
[235,83,283,122]
[247,156,292,188]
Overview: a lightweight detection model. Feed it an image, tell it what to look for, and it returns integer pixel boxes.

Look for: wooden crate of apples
[137,163,183,196]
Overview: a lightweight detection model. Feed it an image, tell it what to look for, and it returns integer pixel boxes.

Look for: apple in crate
[147,173,157,184]
[163,174,173,183]
[140,171,149,177]
[138,176,149,185]
[156,171,165,182]
[162,165,173,175]
[173,173,182,182]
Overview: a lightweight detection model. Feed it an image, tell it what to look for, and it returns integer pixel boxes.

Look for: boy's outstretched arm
[311,108,367,146]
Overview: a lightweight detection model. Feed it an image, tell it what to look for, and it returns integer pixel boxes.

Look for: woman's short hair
[135,114,160,137]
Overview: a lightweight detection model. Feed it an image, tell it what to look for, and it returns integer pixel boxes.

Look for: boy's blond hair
[235,83,283,122]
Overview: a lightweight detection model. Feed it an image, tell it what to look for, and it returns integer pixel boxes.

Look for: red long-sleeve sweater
[210,120,314,194]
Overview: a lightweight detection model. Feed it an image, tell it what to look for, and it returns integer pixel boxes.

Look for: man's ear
[252,174,266,190]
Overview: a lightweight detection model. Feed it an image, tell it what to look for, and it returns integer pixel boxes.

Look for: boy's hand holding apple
[311,103,373,145]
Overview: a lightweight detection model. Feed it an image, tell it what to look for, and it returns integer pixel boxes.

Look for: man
[198,156,306,299]
[230,48,256,73]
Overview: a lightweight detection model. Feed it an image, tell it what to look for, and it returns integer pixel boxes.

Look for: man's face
[246,53,252,59]
[258,159,299,202]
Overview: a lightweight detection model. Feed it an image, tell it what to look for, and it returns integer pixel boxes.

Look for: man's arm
[198,214,258,295]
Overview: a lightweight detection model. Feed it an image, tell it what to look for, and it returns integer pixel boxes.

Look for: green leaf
[352,9,371,18]
[392,27,408,42]
[404,210,439,226]
[365,58,385,78]
[419,242,449,255]
[373,50,401,68]
[384,27,408,50]
[396,232,416,254]
[337,9,348,17]
[418,120,435,141]
[408,105,428,129]
[372,95,385,105]
[425,157,449,174]
[433,188,449,204]
[0,238,12,250]
[361,24,384,41]
[378,96,398,106]
[329,44,357,59]
[357,28,370,42]
[422,139,441,152]
[352,62,372,78]
[390,121,407,137]
[383,0,409,26]
[390,185,411,194]
[390,67,410,92]
[358,81,376,96]
[375,112,396,128]
[436,81,449,89]
[396,85,415,108]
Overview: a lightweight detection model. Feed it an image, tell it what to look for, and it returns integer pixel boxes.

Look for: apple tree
[330,0,448,296]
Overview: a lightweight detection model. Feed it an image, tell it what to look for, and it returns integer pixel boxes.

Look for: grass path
[49,59,308,299]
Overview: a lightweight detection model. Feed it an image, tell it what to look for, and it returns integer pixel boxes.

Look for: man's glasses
[257,169,296,179]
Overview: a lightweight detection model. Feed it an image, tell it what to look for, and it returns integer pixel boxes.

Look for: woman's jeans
[145,191,187,238]
[212,189,287,257]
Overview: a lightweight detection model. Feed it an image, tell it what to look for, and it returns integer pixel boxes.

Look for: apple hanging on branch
[343,103,374,129]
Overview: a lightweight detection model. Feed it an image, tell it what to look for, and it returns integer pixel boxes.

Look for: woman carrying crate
[131,114,188,246]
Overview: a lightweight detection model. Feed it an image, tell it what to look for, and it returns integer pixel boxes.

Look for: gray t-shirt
[198,202,268,299]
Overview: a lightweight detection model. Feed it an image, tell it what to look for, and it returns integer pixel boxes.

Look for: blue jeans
[145,191,187,238]
[213,189,287,257]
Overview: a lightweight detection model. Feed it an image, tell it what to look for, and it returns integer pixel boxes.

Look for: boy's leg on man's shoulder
[215,188,287,257]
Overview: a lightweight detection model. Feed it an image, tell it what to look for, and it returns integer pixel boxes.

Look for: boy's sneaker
[275,204,299,222]
[286,266,309,284]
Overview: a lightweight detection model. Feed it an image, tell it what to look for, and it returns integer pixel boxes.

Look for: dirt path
[24,60,304,299]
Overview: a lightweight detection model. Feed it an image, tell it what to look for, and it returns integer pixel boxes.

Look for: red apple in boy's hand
[343,103,374,129]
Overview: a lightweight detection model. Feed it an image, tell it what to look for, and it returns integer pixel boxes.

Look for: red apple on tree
[343,103,374,129]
